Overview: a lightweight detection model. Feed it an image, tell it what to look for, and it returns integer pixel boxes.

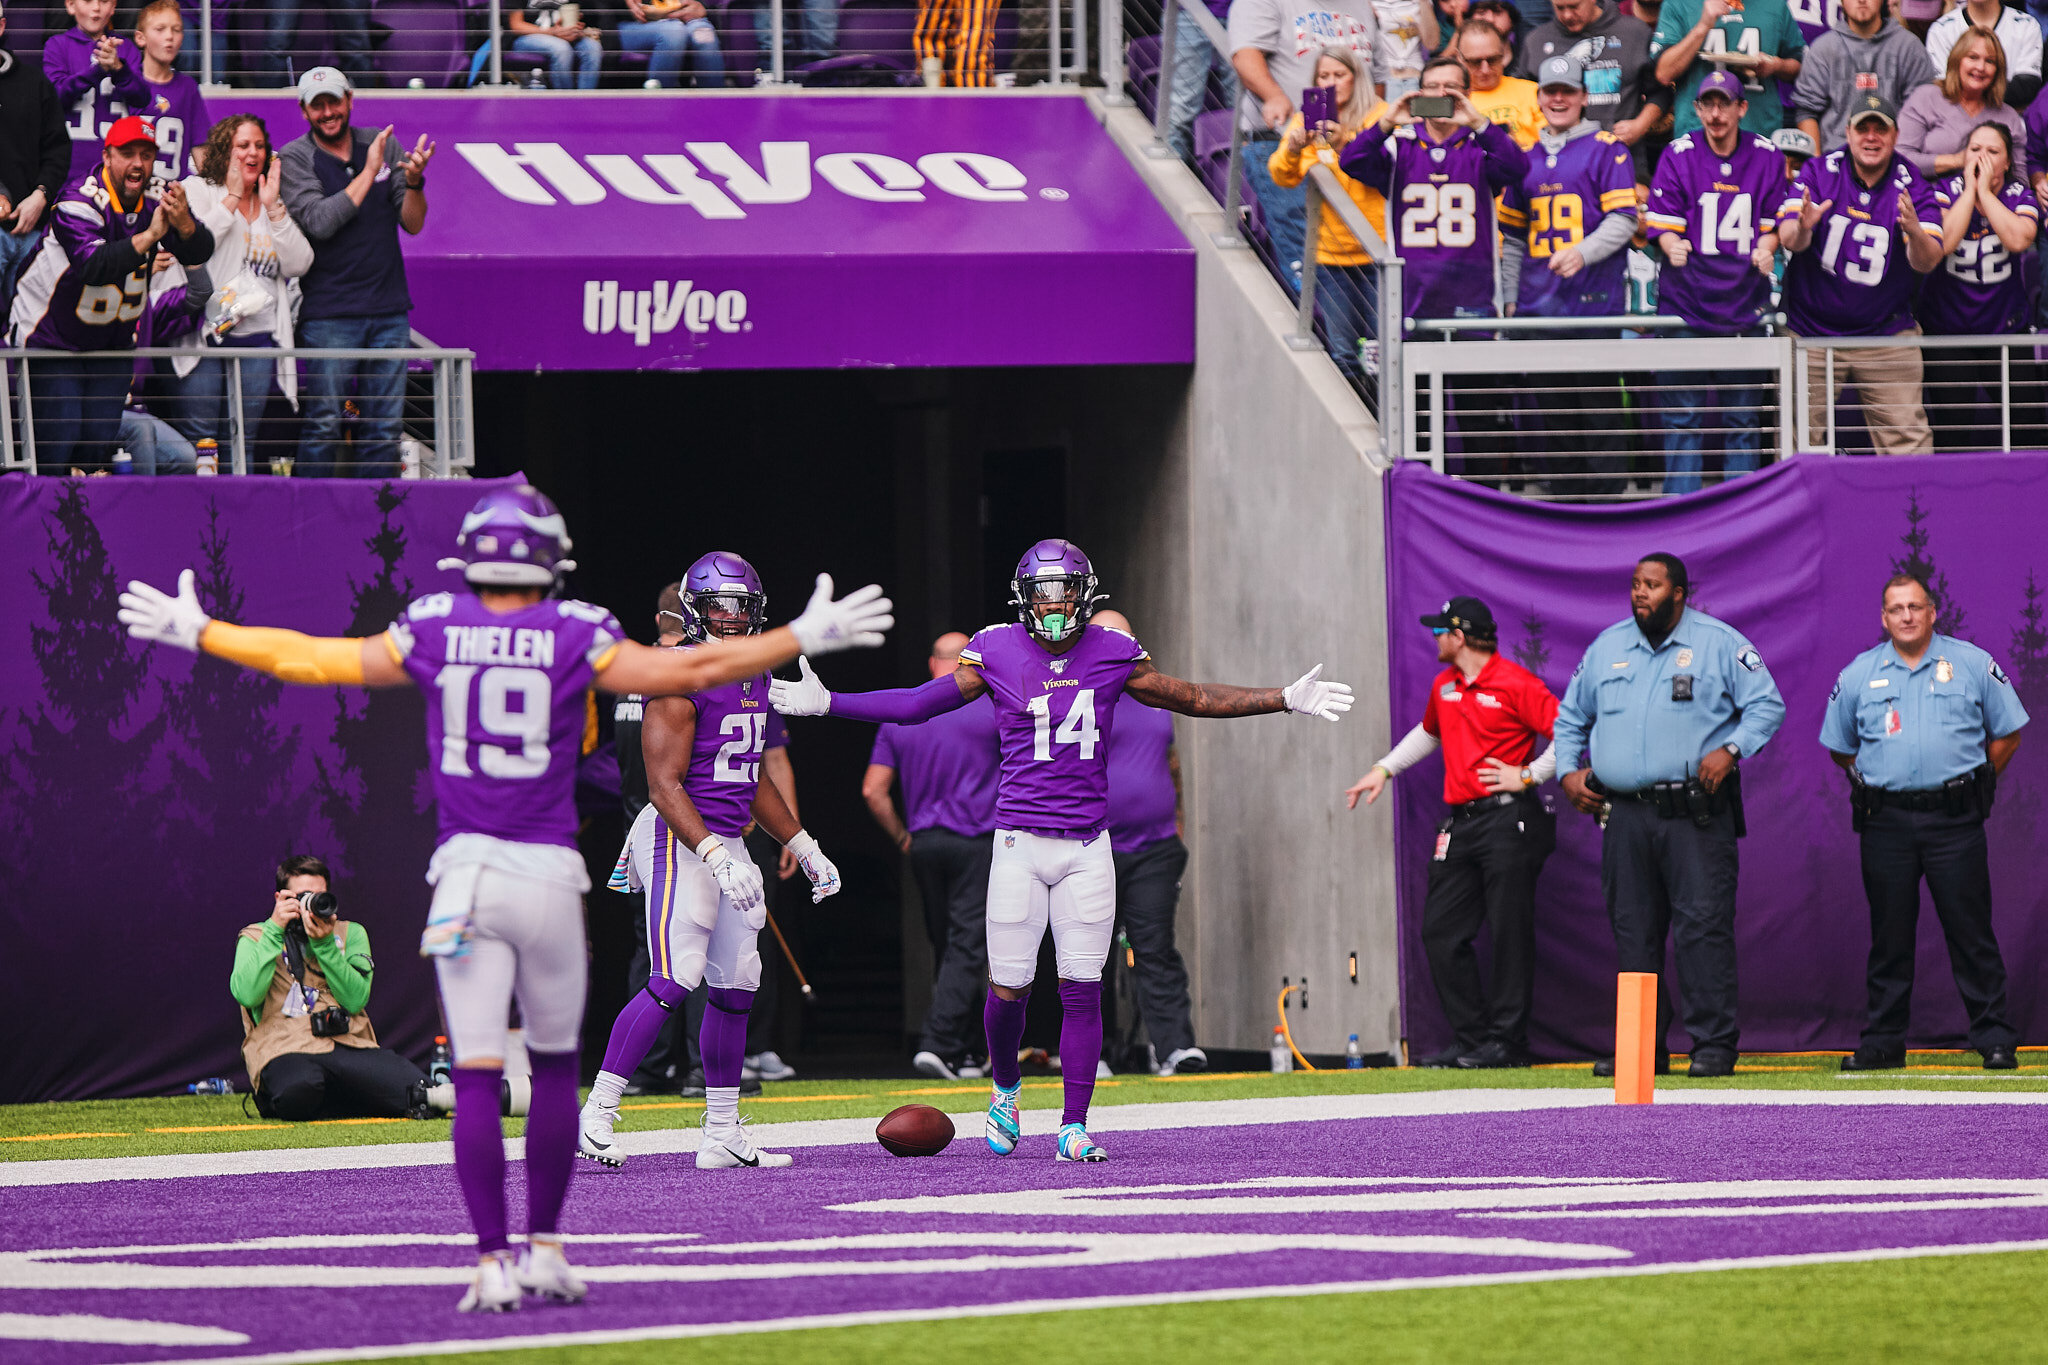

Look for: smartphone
[1410,94,1456,119]
[1301,86,1336,128]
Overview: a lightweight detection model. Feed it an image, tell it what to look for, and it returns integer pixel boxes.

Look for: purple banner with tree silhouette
[0,473,524,1103]
[1385,455,2048,1060]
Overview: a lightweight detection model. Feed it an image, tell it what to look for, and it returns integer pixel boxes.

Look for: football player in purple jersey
[1778,93,1946,454]
[578,552,843,1173]
[1917,121,2039,452]
[117,486,891,1314]
[1643,72,1785,493]
[772,539,1353,1162]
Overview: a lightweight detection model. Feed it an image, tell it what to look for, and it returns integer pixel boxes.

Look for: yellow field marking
[1150,1072,1260,1081]
[0,1131,131,1142]
[147,1124,289,1133]
[620,1095,869,1112]
[308,1117,413,1126]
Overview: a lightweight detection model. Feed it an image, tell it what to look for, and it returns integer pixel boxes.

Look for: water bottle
[429,1035,452,1087]
[187,1078,235,1095]
[111,448,135,474]
[1270,1027,1292,1074]
[194,439,219,476]
[1346,1034,1364,1069]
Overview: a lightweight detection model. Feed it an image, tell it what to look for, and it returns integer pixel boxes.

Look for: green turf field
[5,1051,2045,1162]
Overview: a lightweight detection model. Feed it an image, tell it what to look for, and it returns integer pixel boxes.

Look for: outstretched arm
[602,574,894,696]
[1124,659,1353,721]
[772,657,986,721]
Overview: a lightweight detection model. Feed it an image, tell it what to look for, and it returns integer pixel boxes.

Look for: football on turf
[876,1103,955,1157]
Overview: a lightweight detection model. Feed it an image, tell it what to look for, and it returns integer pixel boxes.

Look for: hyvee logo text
[457,141,1031,219]
[585,281,747,345]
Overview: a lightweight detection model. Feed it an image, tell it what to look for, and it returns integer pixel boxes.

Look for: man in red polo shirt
[1347,596,1559,1069]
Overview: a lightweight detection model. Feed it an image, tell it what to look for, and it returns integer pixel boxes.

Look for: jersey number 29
[1026,688,1099,761]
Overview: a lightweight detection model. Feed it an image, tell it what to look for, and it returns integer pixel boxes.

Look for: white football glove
[117,568,210,652]
[769,656,833,717]
[1283,664,1354,722]
[788,573,894,656]
[699,836,767,925]
[785,831,841,903]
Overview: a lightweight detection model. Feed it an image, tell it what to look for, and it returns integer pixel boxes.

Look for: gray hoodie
[1793,18,1938,152]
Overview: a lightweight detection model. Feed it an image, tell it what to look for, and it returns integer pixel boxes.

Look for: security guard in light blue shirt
[1555,553,1785,1079]
[1819,573,2027,1074]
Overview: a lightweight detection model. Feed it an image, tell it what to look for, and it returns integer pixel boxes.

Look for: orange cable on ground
[1276,985,1317,1071]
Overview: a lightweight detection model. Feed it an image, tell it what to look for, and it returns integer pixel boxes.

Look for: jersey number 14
[1026,688,1100,761]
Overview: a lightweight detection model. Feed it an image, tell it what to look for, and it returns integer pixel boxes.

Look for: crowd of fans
[1199,0,2048,471]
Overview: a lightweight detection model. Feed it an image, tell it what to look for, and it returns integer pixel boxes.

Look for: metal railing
[1300,164,1399,467]
[191,0,1100,90]
[0,345,476,479]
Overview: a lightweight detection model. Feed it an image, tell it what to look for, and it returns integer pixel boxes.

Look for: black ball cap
[1420,595,1496,637]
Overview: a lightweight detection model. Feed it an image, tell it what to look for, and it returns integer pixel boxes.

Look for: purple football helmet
[1008,538,1104,644]
[681,551,768,640]
[437,484,576,589]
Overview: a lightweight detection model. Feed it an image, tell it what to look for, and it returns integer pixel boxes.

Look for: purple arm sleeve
[830,674,971,724]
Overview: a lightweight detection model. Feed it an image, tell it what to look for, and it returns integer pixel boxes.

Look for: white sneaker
[576,1100,622,1170]
[456,1251,521,1313]
[697,1117,794,1169]
[1095,1059,1113,1079]
[514,1240,586,1303]
[912,1050,958,1080]
[1161,1047,1208,1076]
[743,1051,796,1082]
[957,1057,987,1079]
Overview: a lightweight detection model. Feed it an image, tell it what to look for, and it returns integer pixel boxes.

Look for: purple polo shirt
[870,693,1000,837]
[1106,695,1178,853]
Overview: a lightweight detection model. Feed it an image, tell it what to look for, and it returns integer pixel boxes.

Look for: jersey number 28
[1026,688,1099,761]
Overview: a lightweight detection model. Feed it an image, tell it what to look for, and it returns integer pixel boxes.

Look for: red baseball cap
[103,114,158,149]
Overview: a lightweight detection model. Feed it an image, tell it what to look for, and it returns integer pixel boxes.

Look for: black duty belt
[1452,791,1532,817]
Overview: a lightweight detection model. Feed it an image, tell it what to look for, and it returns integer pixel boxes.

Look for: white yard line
[153,1237,2048,1365]
[6,1087,2046,1189]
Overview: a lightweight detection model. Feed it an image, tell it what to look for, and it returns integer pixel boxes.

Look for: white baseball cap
[297,66,352,106]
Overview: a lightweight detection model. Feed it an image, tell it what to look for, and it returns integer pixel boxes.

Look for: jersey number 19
[436,664,552,779]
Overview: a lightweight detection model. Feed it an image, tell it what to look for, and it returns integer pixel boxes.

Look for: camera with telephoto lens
[282,890,349,1035]
[295,890,339,920]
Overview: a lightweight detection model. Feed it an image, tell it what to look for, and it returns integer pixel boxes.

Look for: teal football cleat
[1055,1123,1108,1162]
[984,1082,1021,1155]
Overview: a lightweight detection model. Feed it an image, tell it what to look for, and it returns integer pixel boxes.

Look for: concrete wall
[1073,96,1403,1059]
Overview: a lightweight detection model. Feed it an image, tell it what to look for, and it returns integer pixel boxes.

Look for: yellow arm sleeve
[202,621,368,686]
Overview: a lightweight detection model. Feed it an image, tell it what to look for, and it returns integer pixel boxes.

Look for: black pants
[256,1045,424,1122]
[1601,798,1741,1059]
[911,827,993,1057]
[1421,799,1554,1053]
[1528,360,1628,497]
[1113,836,1196,1057]
[1858,805,2016,1051]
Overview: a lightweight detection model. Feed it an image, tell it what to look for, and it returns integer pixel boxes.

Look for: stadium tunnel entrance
[475,363,1193,1069]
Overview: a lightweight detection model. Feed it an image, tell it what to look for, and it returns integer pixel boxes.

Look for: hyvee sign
[228,92,1194,371]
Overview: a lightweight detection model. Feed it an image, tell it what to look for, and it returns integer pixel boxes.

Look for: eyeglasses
[1463,52,1506,66]
[1431,627,1451,636]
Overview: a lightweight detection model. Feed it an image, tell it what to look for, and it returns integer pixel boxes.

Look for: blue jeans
[0,226,43,325]
[513,31,603,88]
[618,18,725,87]
[749,0,839,65]
[1656,326,1765,495]
[1165,17,1239,161]
[1242,138,1307,299]
[262,0,372,83]
[1316,263,1379,381]
[121,407,197,475]
[174,343,277,452]
[297,313,408,478]
[30,355,132,474]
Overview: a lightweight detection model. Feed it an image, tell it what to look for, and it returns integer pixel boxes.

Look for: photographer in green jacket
[231,854,425,1120]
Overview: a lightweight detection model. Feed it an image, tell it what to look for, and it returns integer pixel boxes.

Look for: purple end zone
[7,1103,2048,1362]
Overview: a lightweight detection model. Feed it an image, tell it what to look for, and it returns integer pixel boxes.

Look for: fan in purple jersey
[117,487,892,1313]
[1643,73,1786,493]
[772,538,1353,1163]
[45,0,152,190]
[1778,93,1947,454]
[577,551,843,1175]
[130,0,208,182]
[8,113,212,474]
[1917,120,2040,452]
[1497,55,1639,494]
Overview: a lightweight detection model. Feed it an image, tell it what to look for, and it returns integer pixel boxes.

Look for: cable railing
[0,345,476,479]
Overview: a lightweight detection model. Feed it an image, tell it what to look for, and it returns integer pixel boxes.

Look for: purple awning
[232,91,1194,371]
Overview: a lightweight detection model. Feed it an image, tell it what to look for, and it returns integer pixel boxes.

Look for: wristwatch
[1722,742,1741,759]
[1519,767,1533,788]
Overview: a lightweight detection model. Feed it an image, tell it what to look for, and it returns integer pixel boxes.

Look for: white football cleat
[912,1050,958,1080]
[985,1083,1021,1155]
[515,1240,587,1304]
[1056,1122,1108,1162]
[1160,1047,1208,1075]
[744,1050,797,1082]
[697,1117,794,1169]
[456,1251,521,1313]
[576,1100,622,1170]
